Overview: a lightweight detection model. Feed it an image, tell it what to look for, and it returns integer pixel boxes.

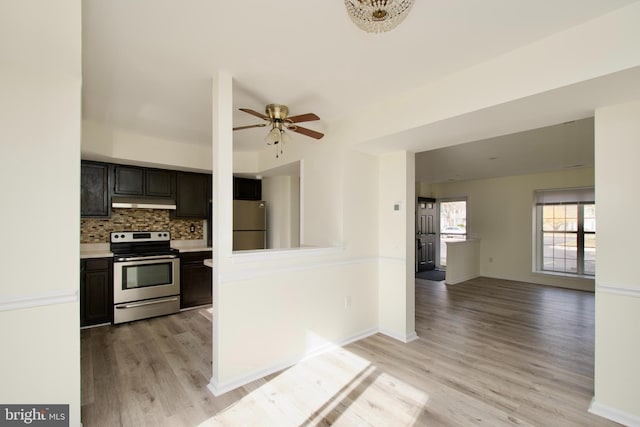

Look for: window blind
[534,187,595,205]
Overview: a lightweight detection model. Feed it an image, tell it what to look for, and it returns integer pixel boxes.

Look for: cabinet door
[81,161,110,217]
[80,259,112,326]
[233,177,262,200]
[181,263,212,308]
[180,251,212,308]
[113,165,144,196]
[175,172,210,218]
[146,169,175,198]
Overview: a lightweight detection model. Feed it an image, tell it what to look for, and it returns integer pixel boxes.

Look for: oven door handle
[115,255,178,262]
[116,297,179,309]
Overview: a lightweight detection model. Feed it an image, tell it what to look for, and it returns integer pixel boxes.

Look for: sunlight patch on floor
[198,347,429,426]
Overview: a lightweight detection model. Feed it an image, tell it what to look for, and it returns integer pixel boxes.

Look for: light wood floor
[81,277,619,426]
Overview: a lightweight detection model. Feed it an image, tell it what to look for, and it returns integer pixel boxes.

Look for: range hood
[111,196,176,210]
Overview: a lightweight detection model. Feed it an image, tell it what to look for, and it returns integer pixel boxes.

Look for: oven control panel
[110,231,171,243]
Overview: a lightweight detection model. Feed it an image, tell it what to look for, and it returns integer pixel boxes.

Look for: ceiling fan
[233,104,324,157]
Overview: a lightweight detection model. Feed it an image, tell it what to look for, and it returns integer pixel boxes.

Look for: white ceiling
[415,117,594,184]
[82,0,636,155]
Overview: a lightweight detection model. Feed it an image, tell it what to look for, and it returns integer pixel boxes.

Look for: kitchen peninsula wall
[81,208,203,243]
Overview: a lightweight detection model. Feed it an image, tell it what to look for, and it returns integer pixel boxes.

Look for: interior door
[416,197,437,271]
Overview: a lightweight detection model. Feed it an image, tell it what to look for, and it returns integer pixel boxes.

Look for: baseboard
[405,331,419,343]
[208,326,379,396]
[589,397,640,426]
[378,327,419,343]
[80,322,111,330]
[445,273,479,285]
[180,303,212,312]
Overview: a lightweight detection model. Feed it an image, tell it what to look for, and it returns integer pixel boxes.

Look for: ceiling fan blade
[239,108,268,120]
[233,124,267,131]
[291,126,324,139]
[287,113,320,123]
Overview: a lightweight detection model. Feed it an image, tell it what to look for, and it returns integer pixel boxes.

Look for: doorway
[439,199,467,267]
[416,197,437,272]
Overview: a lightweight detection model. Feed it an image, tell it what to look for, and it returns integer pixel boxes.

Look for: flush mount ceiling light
[344,0,414,33]
[233,104,324,159]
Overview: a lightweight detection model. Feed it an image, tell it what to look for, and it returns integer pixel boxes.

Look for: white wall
[82,119,212,172]
[0,1,81,425]
[291,176,301,247]
[378,151,416,342]
[341,150,379,258]
[215,260,378,388]
[262,175,300,249]
[445,239,480,285]
[257,141,344,248]
[591,100,640,424]
[423,168,595,291]
[210,73,384,393]
[233,151,259,174]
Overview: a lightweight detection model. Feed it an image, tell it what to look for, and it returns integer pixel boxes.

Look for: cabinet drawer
[85,258,111,271]
[180,251,210,264]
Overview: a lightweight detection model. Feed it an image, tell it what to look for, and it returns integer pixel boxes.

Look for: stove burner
[110,231,175,261]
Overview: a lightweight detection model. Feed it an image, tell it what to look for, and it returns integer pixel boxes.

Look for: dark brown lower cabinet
[80,258,113,327]
[180,251,212,309]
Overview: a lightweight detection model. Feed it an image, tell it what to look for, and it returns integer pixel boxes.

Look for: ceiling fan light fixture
[344,0,414,33]
[265,125,282,145]
[281,128,292,145]
[235,104,324,159]
[265,124,289,158]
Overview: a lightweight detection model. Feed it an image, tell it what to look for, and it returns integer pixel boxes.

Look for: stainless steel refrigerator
[233,200,267,250]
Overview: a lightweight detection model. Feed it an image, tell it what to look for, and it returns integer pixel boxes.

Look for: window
[535,188,595,276]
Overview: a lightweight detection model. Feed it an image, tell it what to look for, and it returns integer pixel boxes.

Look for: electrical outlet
[344,296,352,309]
[190,224,195,233]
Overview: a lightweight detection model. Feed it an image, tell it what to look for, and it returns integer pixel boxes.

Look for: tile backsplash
[81,208,204,243]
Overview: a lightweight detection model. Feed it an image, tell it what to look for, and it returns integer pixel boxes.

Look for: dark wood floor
[81,278,619,426]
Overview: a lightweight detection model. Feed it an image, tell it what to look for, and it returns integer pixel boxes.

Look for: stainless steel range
[110,231,180,324]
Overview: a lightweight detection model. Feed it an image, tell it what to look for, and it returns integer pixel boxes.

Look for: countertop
[204,259,213,268]
[80,240,212,259]
[170,239,212,253]
[80,243,112,259]
[174,246,212,253]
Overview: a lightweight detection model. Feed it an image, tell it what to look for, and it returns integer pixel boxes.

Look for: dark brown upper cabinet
[113,165,144,195]
[233,177,262,200]
[173,172,210,218]
[81,160,110,217]
[145,169,175,198]
[113,165,175,199]
[82,161,211,218]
